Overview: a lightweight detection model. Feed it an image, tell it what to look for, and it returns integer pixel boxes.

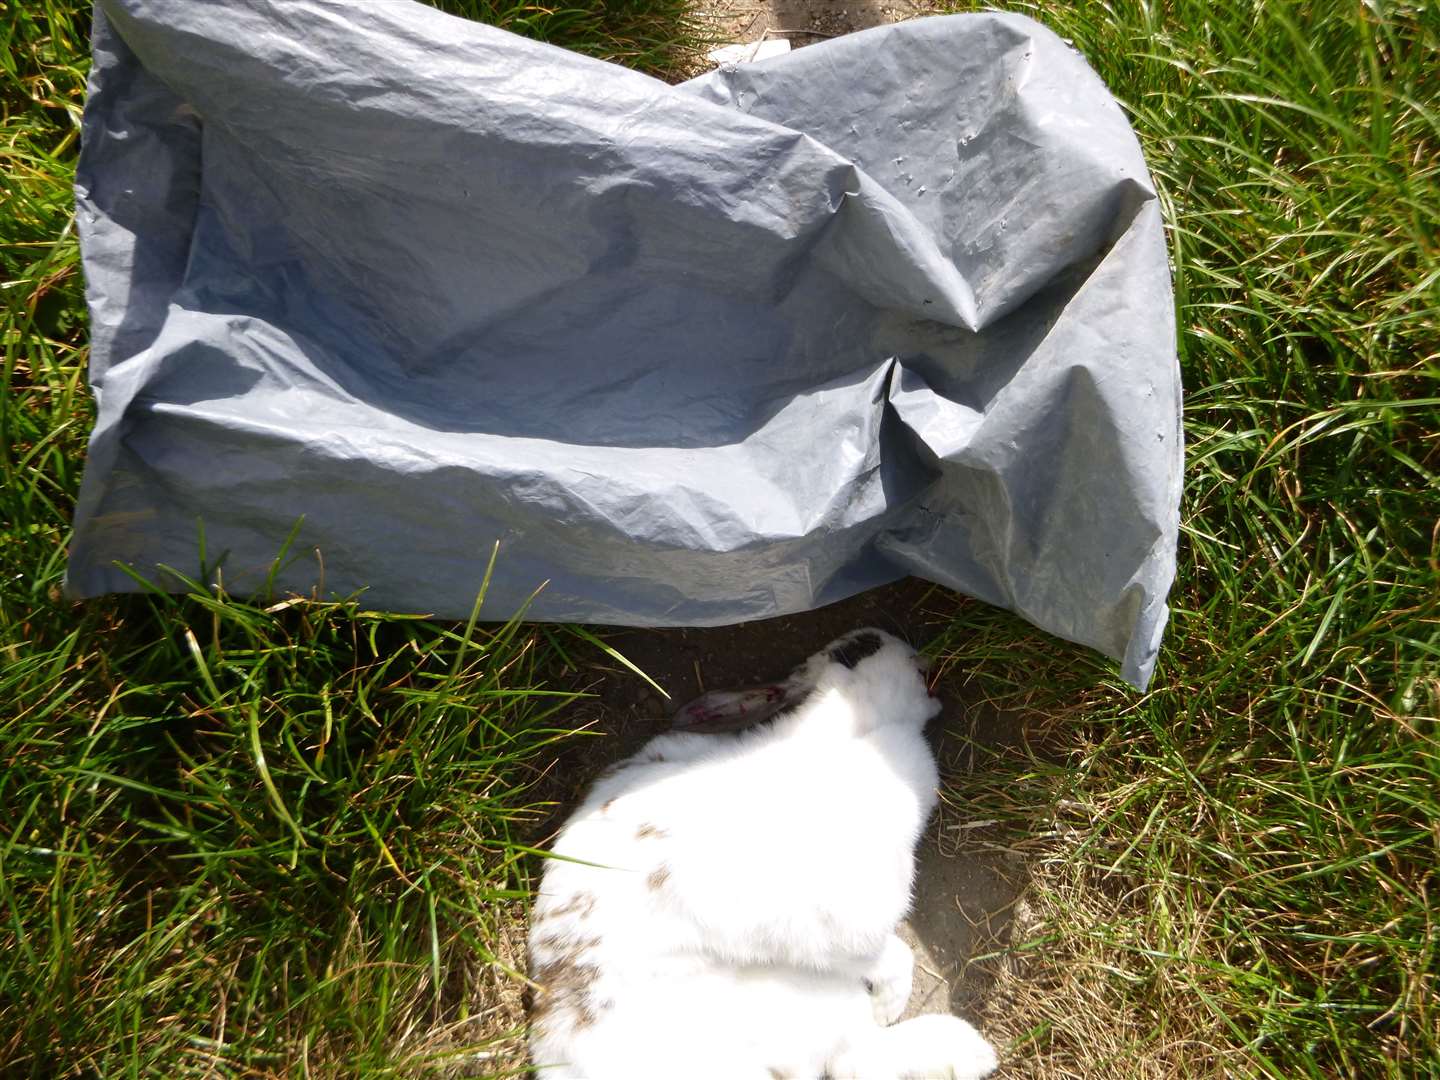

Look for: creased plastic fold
[67,0,1182,688]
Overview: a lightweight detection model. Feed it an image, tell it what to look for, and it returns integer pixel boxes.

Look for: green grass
[933,1,1439,1076]
[3,0,1438,1077]
[0,1,696,1075]
[0,581,582,1076]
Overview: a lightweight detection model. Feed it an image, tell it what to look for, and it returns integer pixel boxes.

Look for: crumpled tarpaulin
[67,0,1182,688]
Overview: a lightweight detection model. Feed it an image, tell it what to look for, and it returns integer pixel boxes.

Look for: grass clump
[0,1,626,1075]
[1,582,576,1076]
[934,1,1438,1076]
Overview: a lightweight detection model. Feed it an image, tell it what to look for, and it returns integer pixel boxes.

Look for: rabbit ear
[671,642,830,732]
[670,628,904,732]
[670,684,794,732]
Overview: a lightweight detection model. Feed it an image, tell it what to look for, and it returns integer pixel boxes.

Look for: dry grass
[926,2,1437,1071]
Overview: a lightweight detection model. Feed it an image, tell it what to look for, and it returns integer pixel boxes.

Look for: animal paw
[829,1013,997,1080]
[898,1014,998,1080]
[864,933,915,1025]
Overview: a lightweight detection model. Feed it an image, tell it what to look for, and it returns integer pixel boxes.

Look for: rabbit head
[672,627,939,734]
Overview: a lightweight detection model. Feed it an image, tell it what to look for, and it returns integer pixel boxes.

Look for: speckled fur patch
[530,932,604,1032]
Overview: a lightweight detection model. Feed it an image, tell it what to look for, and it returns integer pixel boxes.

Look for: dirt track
[547,575,1024,1029]
[537,0,1021,1035]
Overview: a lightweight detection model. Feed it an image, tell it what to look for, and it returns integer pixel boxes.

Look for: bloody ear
[669,684,794,733]
[670,627,901,732]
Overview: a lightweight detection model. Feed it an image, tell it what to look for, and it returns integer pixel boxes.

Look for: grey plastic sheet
[67,0,1182,688]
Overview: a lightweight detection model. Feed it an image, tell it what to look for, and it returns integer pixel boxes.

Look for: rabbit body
[528,630,998,1080]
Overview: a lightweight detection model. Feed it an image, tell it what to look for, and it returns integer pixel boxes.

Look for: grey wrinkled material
[68,0,1182,688]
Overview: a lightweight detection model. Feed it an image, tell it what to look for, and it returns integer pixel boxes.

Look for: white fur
[527,629,998,1080]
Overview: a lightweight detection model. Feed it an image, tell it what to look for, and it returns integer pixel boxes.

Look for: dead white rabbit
[527,628,998,1080]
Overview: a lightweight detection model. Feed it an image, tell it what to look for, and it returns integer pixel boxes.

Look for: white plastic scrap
[707,38,791,66]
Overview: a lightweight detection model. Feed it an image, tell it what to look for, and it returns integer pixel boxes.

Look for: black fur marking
[828,631,885,670]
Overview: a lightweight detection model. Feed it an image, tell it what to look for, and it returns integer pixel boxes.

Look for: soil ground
[544,576,1026,1031]
[696,0,935,48]
[533,0,1022,1042]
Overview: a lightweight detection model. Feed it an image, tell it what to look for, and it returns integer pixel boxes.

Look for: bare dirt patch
[696,0,937,49]
[540,577,1026,1035]
[520,0,1027,1058]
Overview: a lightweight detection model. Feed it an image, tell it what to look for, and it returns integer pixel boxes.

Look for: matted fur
[527,629,998,1079]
